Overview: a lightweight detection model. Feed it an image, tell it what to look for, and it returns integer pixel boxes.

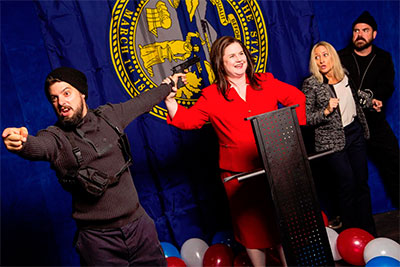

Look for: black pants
[325,119,376,235]
[367,119,399,208]
[75,213,166,266]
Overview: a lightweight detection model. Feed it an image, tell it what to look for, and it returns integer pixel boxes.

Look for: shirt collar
[227,74,250,89]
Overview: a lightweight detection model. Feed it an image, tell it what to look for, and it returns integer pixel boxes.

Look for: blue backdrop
[1,1,398,265]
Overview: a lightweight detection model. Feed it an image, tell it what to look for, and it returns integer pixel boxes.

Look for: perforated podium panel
[247,106,334,266]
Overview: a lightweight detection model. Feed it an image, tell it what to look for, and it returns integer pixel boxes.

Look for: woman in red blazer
[165,36,306,266]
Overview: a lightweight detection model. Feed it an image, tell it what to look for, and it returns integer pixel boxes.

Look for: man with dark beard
[2,67,184,266]
[339,11,399,209]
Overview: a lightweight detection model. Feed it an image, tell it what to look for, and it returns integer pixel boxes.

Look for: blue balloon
[366,256,400,267]
[161,242,181,259]
[211,231,244,254]
[211,231,235,246]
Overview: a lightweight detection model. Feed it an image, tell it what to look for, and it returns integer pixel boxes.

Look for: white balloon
[180,238,209,267]
[325,227,342,261]
[364,237,400,263]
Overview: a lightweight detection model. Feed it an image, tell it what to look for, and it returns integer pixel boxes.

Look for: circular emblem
[110,0,268,119]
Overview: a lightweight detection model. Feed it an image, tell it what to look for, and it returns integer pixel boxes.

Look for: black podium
[224,106,334,266]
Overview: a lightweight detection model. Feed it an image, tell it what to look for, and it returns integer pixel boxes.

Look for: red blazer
[167,73,306,172]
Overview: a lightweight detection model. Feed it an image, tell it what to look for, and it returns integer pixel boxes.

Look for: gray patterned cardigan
[302,74,369,152]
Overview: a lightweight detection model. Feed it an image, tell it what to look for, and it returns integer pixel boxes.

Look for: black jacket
[339,45,395,124]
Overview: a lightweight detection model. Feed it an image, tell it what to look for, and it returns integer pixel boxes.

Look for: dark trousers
[367,119,399,208]
[310,158,340,219]
[75,213,166,266]
[325,119,376,235]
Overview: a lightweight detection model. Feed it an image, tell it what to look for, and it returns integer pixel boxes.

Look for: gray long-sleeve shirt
[17,83,171,229]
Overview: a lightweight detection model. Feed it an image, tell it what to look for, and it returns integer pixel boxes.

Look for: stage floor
[374,209,400,243]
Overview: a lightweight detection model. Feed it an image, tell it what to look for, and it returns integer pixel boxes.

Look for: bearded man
[2,67,185,266]
[339,11,399,209]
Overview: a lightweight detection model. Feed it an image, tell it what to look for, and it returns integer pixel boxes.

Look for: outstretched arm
[109,73,187,128]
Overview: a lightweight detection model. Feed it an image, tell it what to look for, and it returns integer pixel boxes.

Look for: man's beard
[59,101,84,128]
[353,37,373,51]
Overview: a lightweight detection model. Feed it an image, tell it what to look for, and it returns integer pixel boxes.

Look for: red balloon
[337,228,374,266]
[233,251,252,267]
[167,256,186,267]
[321,211,329,227]
[203,244,234,267]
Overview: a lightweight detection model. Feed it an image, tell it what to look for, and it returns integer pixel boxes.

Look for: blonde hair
[309,41,345,83]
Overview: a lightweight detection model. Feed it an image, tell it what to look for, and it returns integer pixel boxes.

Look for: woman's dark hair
[209,36,261,100]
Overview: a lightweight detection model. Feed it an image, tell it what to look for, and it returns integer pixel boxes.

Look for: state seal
[110,0,268,119]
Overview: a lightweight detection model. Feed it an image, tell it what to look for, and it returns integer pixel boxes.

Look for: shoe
[328,216,342,230]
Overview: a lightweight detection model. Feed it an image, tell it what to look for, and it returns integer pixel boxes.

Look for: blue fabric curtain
[1,1,398,265]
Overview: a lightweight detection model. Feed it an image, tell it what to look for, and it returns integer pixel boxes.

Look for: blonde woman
[302,41,376,236]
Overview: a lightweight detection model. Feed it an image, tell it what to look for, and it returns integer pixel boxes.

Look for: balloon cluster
[325,226,400,266]
[162,221,400,267]
[161,231,255,266]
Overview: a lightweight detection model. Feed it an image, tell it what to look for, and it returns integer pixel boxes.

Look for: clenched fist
[2,127,28,151]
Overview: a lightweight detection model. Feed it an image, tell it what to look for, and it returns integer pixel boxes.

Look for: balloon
[180,238,209,267]
[211,231,243,254]
[364,237,400,263]
[211,231,233,245]
[366,256,400,267]
[161,242,181,258]
[321,211,329,227]
[325,227,342,261]
[233,251,252,267]
[203,244,234,267]
[167,256,187,267]
[337,228,374,266]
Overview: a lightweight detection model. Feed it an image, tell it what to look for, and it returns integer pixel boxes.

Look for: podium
[224,106,334,266]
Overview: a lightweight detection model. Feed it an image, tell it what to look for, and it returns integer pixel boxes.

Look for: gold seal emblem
[110,0,267,119]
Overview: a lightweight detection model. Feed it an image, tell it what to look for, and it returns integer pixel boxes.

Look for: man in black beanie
[2,66,185,266]
[44,67,89,128]
[339,11,399,209]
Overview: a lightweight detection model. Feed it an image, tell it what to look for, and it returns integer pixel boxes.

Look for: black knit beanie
[45,67,88,100]
[352,11,377,31]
